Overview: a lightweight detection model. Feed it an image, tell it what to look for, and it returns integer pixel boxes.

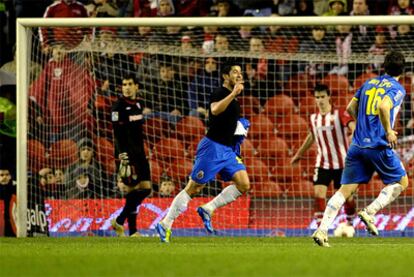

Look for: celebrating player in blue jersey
[312,51,409,247]
[155,60,251,243]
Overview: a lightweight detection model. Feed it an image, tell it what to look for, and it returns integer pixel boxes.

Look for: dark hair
[313,83,330,96]
[221,58,241,77]
[122,74,138,84]
[383,50,405,77]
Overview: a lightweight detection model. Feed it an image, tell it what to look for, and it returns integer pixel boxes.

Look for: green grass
[1,237,413,277]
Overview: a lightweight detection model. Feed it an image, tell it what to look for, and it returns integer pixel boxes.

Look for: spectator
[265,17,299,54]
[66,138,110,198]
[86,0,119,17]
[146,60,189,122]
[388,0,414,38]
[157,0,175,16]
[246,36,277,104]
[391,24,414,53]
[271,0,296,15]
[299,26,332,53]
[93,29,136,96]
[265,14,299,84]
[201,26,218,54]
[388,0,414,15]
[323,0,347,16]
[366,27,390,74]
[368,26,389,56]
[188,57,220,119]
[329,23,353,75]
[0,168,16,237]
[38,167,66,199]
[214,33,231,53]
[130,0,157,17]
[299,26,333,75]
[236,25,262,51]
[295,0,316,16]
[153,26,183,47]
[29,43,95,140]
[180,35,195,53]
[174,0,210,16]
[313,0,330,15]
[157,173,177,197]
[350,0,375,53]
[40,0,90,50]
[215,0,240,16]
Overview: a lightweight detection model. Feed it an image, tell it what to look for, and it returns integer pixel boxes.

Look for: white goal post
[16,15,414,238]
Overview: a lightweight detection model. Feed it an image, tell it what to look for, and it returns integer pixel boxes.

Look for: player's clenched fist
[233,80,244,95]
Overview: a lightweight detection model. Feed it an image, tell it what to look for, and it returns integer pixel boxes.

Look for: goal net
[17,16,414,237]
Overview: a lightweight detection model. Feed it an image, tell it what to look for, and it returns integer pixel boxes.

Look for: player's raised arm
[211,65,244,115]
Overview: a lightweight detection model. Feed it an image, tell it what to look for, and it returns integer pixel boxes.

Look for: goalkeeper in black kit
[110,75,152,237]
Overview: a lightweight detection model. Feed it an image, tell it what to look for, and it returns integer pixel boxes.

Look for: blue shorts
[190,137,246,184]
[341,144,406,185]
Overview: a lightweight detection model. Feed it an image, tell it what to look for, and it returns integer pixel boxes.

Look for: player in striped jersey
[313,51,409,247]
[291,84,356,231]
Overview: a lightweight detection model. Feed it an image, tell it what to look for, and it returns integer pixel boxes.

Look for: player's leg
[201,153,249,214]
[313,145,370,246]
[312,168,331,227]
[157,138,221,239]
[156,179,204,242]
[318,184,358,231]
[127,181,152,236]
[359,148,408,235]
[365,175,408,214]
[312,183,358,247]
[313,185,327,227]
[114,180,152,236]
[114,158,152,237]
[358,149,407,235]
[201,169,249,214]
[198,152,249,232]
[333,168,356,226]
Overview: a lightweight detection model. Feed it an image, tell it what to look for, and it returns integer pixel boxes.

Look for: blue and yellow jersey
[352,74,405,148]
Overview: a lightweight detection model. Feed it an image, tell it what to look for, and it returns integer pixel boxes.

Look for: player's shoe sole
[197,207,214,234]
[111,218,126,237]
[358,209,379,236]
[155,222,171,243]
[312,229,330,247]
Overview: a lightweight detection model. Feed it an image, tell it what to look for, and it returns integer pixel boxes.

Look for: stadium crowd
[1,0,414,201]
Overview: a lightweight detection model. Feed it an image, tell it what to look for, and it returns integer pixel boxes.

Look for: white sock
[319,191,346,232]
[161,190,192,229]
[366,183,403,215]
[202,184,242,214]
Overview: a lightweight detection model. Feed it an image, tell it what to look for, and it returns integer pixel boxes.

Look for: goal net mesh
[24,22,414,237]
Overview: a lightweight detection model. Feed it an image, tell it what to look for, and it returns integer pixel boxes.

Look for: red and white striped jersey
[309,108,353,170]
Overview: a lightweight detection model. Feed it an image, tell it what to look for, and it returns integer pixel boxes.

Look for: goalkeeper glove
[118,152,131,178]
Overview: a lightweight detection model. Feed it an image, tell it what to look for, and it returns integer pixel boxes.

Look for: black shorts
[117,153,151,184]
[313,168,343,189]
[130,154,151,182]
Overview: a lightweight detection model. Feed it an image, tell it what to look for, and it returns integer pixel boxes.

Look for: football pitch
[1,237,413,277]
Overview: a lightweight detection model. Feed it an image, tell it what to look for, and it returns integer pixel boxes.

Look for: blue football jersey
[352,74,405,148]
